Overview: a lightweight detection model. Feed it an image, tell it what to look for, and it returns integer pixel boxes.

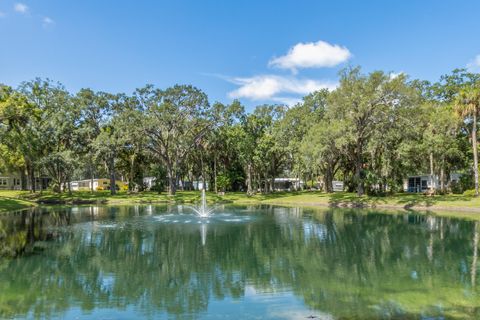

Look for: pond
[0,204,479,319]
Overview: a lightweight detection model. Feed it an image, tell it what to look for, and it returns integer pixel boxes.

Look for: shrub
[216,174,231,192]
[150,184,163,193]
[463,189,477,197]
[306,180,319,189]
[96,186,104,191]
[459,173,474,193]
[450,180,463,194]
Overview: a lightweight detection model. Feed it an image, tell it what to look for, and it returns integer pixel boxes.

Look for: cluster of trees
[1,67,479,196]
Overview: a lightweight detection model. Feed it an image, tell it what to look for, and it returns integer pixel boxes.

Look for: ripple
[151,212,256,225]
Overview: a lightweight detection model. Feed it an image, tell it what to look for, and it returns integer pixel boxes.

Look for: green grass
[258,191,480,209]
[1,189,480,215]
[0,190,36,213]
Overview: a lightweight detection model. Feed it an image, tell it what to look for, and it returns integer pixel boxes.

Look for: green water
[0,205,479,319]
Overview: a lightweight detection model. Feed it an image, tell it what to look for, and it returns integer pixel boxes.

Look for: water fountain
[186,189,215,218]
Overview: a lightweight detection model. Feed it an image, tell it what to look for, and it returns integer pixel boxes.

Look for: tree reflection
[0,205,479,319]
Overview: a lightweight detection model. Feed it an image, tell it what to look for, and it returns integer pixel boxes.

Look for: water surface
[0,205,479,319]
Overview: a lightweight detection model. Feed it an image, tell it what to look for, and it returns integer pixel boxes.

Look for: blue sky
[1,0,480,108]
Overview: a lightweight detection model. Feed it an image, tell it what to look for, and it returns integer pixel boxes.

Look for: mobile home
[403,173,461,193]
[69,179,126,191]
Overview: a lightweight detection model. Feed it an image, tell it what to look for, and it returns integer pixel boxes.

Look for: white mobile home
[403,173,461,193]
[273,178,303,191]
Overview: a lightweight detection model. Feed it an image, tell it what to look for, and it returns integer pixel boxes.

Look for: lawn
[0,191,36,213]
[1,189,480,214]
[256,191,480,210]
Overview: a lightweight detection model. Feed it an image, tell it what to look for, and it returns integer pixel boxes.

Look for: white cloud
[389,71,405,80]
[0,11,6,18]
[14,3,28,14]
[42,16,54,27]
[271,96,303,106]
[228,75,336,104]
[269,40,351,72]
[467,54,480,72]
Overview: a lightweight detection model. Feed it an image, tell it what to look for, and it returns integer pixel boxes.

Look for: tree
[112,94,149,191]
[74,89,112,192]
[300,120,346,192]
[274,90,328,185]
[141,85,213,195]
[420,102,464,193]
[0,85,35,189]
[454,83,480,196]
[93,124,123,195]
[18,79,80,193]
[207,101,246,192]
[329,68,417,196]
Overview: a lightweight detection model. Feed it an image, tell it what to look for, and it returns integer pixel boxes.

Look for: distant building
[273,178,303,191]
[0,172,50,190]
[143,177,157,190]
[69,179,126,191]
[0,173,21,190]
[403,173,461,192]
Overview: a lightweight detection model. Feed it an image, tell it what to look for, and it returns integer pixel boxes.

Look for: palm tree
[455,84,480,196]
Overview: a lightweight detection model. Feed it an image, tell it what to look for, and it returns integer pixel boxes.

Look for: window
[421,180,428,190]
[0,178,7,186]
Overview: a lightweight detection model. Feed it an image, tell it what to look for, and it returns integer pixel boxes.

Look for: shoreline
[1,191,480,215]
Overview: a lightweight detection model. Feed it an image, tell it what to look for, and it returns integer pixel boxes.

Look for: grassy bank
[1,190,480,214]
[0,191,36,213]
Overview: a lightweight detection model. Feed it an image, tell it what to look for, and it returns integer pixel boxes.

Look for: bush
[459,173,474,193]
[216,174,231,192]
[96,186,104,191]
[306,180,319,189]
[150,182,164,193]
[450,180,463,194]
[463,189,477,197]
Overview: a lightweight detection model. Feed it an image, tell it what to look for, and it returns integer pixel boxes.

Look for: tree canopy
[1,67,479,196]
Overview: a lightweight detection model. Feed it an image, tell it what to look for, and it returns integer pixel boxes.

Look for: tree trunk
[355,160,363,196]
[473,111,479,197]
[440,165,445,193]
[168,167,176,196]
[214,157,218,194]
[27,161,36,193]
[90,163,95,193]
[324,166,333,193]
[109,157,116,196]
[355,139,364,196]
[201,154,206,191]
[246,163,253,195]
[20,168,27,191]
[67,176,72,195]
[129,154,135,192]
[429,152,435,192]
